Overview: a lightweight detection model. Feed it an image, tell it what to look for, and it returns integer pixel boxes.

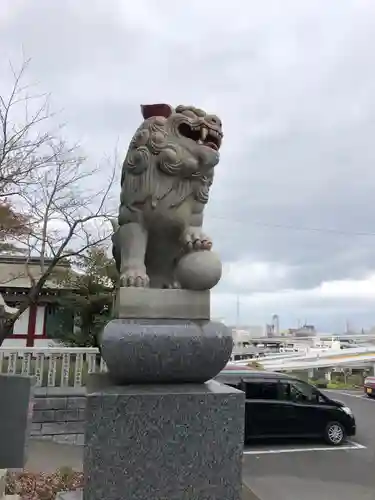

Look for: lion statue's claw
[182,228,212,253]
[120,269,150,288]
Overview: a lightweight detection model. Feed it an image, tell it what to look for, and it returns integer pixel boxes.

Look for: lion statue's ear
[141,104,173,120]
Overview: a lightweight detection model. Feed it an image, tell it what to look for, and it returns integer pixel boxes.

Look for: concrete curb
[57,487,260,500]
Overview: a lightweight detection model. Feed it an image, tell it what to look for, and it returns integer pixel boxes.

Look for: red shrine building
[0,255,73,348]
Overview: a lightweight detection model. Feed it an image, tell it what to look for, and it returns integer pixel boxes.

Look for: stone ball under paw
[176,250,222,291]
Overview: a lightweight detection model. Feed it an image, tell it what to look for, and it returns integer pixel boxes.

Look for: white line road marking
[347,440,367,449]
[325,390,374,401]
[243,441,366,455]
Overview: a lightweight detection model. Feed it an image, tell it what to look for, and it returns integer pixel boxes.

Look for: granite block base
[83,373,245,500]
[99,318,233,384]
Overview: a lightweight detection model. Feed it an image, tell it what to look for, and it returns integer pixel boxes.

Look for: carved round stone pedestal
[99,319,233,384]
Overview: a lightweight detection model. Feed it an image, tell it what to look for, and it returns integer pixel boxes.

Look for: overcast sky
[2,0,375,332]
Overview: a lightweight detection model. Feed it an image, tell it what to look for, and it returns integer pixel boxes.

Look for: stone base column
[83,373,244,500]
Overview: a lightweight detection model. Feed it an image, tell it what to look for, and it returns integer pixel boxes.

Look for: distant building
[286,324,317,338]
[229,326,264,361]
[0,255,74,348]
[231,325,266,343]
[266,323,276,337]
[272,314,280,336]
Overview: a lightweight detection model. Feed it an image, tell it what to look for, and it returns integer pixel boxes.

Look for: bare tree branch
[0,144,117,344]
[0,58,119,346]
[0,58,59,196]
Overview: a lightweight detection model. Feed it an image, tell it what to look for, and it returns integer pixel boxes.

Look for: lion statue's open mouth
[177,122,222,151]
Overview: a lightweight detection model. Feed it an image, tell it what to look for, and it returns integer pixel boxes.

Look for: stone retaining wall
[31,388,86,445]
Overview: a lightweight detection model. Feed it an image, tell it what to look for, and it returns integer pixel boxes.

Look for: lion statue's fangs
[112,103,223,290]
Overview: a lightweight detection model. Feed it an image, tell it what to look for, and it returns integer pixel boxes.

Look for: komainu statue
[112,103,223,290]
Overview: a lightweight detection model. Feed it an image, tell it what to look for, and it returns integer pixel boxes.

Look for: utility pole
[236,294,240,329]
[345,319,350,334]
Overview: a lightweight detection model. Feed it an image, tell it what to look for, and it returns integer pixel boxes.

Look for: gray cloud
[2,0,375,328]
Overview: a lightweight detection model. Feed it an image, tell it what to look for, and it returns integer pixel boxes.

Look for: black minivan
[215,369,356,446]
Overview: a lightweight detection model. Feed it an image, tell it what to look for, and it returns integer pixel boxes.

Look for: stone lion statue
[112,103,223,289]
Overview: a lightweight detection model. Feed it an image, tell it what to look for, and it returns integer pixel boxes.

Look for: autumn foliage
[6,468,83,500]
[0,200,30,252]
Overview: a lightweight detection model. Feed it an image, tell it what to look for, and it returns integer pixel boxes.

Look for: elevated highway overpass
[247,334,375,344]
[232,346,375,372]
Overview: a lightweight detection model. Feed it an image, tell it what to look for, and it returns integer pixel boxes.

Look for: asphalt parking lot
[242,390,375,500]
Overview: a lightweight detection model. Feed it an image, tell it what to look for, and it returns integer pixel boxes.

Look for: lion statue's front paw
[120,268,150,288]
[182,227,212,252]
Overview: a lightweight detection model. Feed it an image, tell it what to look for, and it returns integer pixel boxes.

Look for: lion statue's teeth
[200,127,208,141]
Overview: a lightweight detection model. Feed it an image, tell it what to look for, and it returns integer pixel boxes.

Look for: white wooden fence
[0,347,107,387]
